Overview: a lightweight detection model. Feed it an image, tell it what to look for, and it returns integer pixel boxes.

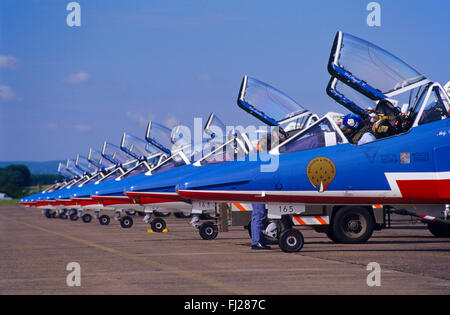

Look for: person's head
[257,134,274,152]
[342,114,362,131]
[256,131,287,153]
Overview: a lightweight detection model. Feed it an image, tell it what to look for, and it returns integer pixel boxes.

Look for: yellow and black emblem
[306,157,336,192]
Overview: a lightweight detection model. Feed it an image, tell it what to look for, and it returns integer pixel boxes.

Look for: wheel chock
[147,228,169,233]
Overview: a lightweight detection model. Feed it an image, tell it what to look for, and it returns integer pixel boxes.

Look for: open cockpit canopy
[101,142,135,167]
[327,77,376,119]
[204,112,228,142]
[328,31,429,100]
[57,162,76,179]
[327,32,450,132]
[145,121,179,155]
[120,132,164,164]
[76,154,98,175]
[196,112,253,166]
[88,148,115,170]
[238,76,317,132]
[65,159,84,177]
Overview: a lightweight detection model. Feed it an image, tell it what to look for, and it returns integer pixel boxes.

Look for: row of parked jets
[20,31,450,252]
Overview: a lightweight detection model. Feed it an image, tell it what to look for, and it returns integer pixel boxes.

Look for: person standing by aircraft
[251,130,286,250]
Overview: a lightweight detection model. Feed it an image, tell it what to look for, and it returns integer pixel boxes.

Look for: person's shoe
[251,243,271,250]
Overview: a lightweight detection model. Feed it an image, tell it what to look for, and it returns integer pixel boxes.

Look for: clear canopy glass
[57,162,76,179]
[204,113,228,141]
[238,76,307,125]
[76,155,98,174]
[121,133,159,160]
[146,122,177,154]
[333,32,428,96]
[102,142,133,165]
[88,148,115,169]
[65,160,84,177]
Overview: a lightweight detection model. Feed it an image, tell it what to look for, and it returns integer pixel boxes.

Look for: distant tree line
[0,165,63,198]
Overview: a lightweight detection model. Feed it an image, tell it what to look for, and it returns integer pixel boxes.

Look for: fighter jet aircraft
[54,136,163,225]
[89,116,230,232]
[120,79,321,238]
[176,31,450,251]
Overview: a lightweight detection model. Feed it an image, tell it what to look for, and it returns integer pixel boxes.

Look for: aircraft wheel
[70,213,79,221]
[99,215,110,226]
[120,216,133,229]
[44,209,53,219]
[150,218,166,232]
[125,210,136,216]
[428,221,450,237]
[199,222,218,240]
[279,229,304,252]
[332,207,374,244]
[81,214,92,223]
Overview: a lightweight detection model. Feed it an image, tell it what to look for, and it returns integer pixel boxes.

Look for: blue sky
[0,0,449,161]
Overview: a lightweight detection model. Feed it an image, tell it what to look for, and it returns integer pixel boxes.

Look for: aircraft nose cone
[176,159,277,197]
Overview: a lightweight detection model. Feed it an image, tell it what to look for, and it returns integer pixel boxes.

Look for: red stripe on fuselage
[125,191,186,202]
[71,197,101,206]
[178,178,450,205]
[91,195,135,206]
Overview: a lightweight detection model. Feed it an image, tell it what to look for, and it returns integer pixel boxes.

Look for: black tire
[81,214,92,223]
[44,209,52,219]
[69,213,79,221]
[279,229,304,252]
[199,221,218,240]
[99,215,110,226]
[428,221,450,237]
[120,216,133,229]
[125,210,136,216]
[332,207,374,244]
[246,221,279,245]
[150,218,166,232]
[326,227,341,243]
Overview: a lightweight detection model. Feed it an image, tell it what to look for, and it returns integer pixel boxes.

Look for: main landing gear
[189,215,219,240]
[142,213,167,232]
